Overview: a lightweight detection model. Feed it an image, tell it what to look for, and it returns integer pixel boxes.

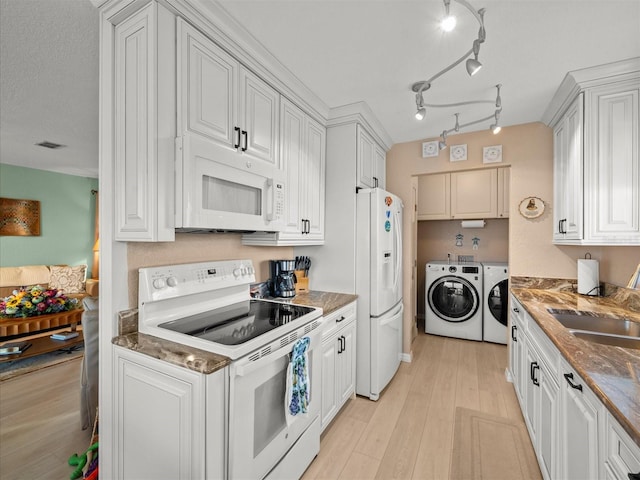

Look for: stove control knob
[166,276,178,287]
[153,278,166,289]
[233,268,242,278]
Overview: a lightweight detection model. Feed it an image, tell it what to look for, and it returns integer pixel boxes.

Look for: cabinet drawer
[527,315,560,375]
[322,302,356,339]
[605,412,640,479]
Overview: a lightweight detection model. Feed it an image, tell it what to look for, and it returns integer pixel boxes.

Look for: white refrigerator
[355,188,403,400]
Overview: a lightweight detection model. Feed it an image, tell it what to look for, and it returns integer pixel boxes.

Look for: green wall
[0,164,98,277]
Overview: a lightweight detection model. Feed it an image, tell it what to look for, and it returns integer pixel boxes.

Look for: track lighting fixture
[410,0,503,139]
[490,109,501,134]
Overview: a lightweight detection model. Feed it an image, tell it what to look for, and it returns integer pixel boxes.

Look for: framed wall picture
[422,141,439,158]
[518,196,545,219]
[0,197,41,236]
[449,144,467,162]
[483,145,503,163]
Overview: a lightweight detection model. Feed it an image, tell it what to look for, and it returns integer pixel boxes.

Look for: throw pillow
[49,265,87,293]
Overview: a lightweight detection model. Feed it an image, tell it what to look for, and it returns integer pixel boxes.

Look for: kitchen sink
[548,310,640,338]
[571,331,640,350]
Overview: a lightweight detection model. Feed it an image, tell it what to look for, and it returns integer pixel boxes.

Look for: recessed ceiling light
[36,141,65,149]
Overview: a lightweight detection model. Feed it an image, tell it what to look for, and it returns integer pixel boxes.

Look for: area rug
[450,407,541,480]
[0,345,84,382]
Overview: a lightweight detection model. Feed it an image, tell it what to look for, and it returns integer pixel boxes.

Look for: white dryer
[482,262,509,344]
[425,261,483,341]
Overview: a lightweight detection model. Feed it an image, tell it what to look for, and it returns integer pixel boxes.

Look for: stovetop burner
[158,300,316,346]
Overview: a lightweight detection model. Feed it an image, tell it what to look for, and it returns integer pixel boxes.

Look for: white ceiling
[1,0,639,179]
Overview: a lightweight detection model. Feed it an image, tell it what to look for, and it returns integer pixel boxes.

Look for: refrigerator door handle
[392,209,402,291]
[378,302,403,326]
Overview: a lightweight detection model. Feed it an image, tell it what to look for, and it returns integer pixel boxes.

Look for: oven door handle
[232,331,320,378]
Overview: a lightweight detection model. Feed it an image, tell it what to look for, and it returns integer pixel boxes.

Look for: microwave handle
[266,178,275,221]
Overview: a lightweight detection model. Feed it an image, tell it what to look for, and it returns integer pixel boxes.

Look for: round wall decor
[518,196,545,219]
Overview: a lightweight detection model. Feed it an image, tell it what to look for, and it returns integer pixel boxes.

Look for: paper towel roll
[460,220,486,228]
[577,259,599,296]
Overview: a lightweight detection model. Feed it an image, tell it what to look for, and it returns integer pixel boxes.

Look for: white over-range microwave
[175,133,286,232]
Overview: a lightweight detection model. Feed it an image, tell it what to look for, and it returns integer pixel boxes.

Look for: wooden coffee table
[0,309,84,363]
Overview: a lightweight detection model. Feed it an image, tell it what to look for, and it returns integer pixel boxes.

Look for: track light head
[491,124,501,134]
[466,57,482,76]
[415,107,426,120]
[439,131,448,150]
[441,0,456,31]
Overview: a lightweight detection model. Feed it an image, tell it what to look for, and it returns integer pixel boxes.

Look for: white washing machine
[425,261,483,341]
[483,262,509,344]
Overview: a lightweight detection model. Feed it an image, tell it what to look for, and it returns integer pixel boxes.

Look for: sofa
[80,296,99,430]
[0,264,99,300]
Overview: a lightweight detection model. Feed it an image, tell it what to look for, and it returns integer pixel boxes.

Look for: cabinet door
[321,338,338,431]
[374,145,386,189]
[451,169,498,219]
[357,125,376,188]
[239,67,280,167]
[337,321,356,406]
[179,19,238,150]
[303,117,326,240]
[559,362,600,480]
[523,339,539,446]
[114,3,175,242]
[509,299,525,405]
[114,348,206,479]
[280,99,305,234]
[585,81,640,243]
[497,167,510,218]
[553,94,583,242]
[538,363,559,480]
[417,173,451,220]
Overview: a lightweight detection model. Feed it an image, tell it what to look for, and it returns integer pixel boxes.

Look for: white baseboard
[400,351,412,363]
[505,367,513,383]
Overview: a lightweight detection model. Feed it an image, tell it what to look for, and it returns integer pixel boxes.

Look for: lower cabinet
[113,346,226,479]
[558,358,600,480]
[508,294,640,480]
[320,302,357,431]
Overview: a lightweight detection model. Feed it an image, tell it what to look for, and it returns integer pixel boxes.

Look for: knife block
[294,270,309,293]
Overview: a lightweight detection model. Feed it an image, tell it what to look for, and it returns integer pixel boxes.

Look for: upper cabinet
[357,125,386,189]
[417,167,509,221]
[242,98,326,245]
[545,57,640,245]
[178,20,280,170]
[113,3,175,242]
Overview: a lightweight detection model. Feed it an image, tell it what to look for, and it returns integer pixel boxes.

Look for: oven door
[227,326,321,479]
[177,133,286,232]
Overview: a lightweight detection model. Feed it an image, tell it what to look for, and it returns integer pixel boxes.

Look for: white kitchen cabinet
[113,346,226,480]
[113,3,175,242]
[508,295,525,405]
[357,125,386,189]
[417,173,451,220]
[178,19,280,171]
[497,166,510,218]
[603,412,640,480]
[451,168,498,219]
[320,302,357,432]
[547,58,640,245]
[242,98,326,245]
[417,167,509,220]
[558,358,601,480]
[553,94,584,242]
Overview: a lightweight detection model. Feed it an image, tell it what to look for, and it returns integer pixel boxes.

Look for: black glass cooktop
[158,300,316,345]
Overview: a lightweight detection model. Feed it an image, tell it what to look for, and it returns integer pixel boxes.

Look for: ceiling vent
[35,141,65,149]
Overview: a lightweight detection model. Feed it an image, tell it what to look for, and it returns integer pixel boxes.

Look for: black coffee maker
[270,259,297,298]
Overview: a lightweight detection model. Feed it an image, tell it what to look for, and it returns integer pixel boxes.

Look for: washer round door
[428,276,480,322]
[487,279,509,326]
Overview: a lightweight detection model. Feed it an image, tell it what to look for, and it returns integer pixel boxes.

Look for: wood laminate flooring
[302,332,540,480]
[0,357,91,480]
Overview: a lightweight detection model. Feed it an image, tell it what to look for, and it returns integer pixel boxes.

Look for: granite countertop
[510,280,640,447]
[267,290,358,316]
[113,290,358,375]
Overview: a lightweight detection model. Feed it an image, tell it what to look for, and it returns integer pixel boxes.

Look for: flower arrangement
[0,285,79,318]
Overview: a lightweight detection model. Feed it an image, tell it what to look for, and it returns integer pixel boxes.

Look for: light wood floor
[302,332,540,480]
[0,357,91,480]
